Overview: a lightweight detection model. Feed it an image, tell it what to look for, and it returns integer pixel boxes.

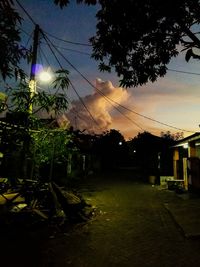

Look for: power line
[43,34,194,133]
[16,0,37,25]
[16,0,92,51]
[16,0,200,79]
[42,32,145,131]
[20,26,91,56]
[40,30,102,130]
[168,68,200,76]
[41,41,91,56]
[68,80,103,131]
[39,39,144,132]
[41,31,144,131]
[43,31,92,47]
[39,37,200,133]
[14,1,197,134]
[18,27,34,49]
[64,101,91,127]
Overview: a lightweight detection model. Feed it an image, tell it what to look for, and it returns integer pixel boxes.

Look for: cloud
[63,78,129,134]
[58,74,200,140]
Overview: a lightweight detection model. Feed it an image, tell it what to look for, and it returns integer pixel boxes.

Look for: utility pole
[23,24,40,179]
[29,24,40,113]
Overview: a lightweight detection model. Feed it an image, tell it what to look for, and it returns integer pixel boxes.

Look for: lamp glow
[39,71,52,82]
[183,143,188,149]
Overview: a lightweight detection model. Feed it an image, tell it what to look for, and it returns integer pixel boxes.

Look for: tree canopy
[55,0,200,87]
[0,0,28,80]
[89,0,200,87]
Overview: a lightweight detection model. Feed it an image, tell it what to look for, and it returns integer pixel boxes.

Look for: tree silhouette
[55,0,200,87]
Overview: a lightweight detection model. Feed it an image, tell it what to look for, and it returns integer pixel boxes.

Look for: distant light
[133,150,136,153]
[119,141,122,146]
[39,71,52,82]
[183,143,188,149]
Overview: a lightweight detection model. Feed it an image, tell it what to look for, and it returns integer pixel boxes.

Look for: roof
[173,132,200,147]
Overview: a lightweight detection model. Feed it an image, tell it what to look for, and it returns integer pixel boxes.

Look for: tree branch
[179,23,200,48]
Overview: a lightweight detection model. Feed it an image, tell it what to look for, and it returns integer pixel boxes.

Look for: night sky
[9,1,200,139]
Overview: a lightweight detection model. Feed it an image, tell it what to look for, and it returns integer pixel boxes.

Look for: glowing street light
[38,70,52,83]
[29,24,53,113]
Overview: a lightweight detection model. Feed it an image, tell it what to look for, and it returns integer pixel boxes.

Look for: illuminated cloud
[65,78,129,134]
[58,72,200,140]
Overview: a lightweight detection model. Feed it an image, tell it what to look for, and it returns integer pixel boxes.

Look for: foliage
[0,75,70,179]
[54,0,97,8]
[93,129,127,169]
[52,69,70,90]
[89,0,200,87]
[95,129,125,151]
[54,0,200,87]
[0,1,27,80]
[160,131,184,141]
[128,131,175,176]
[130,131,162,152]
[0,92,8,112]
[6,80,69,116]
[0,1,75,181]
[31,129,74,176]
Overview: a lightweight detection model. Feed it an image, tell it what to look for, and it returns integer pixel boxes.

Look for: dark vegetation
[55,0,200,87]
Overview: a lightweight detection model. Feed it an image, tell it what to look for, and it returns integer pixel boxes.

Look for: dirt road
[40,173,200,267]
[2,172,200,266]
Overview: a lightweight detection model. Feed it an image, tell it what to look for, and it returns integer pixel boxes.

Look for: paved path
[39,174,200,267]
[1,173,200,266]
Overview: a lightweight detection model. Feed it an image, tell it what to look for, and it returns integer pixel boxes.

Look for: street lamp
[38,70,52,83]
[29,68,52,113]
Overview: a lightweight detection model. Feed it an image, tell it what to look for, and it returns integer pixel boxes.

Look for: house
[173,132,200,192]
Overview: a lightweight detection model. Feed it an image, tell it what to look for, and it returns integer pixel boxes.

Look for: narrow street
[40,172,200,267]
[1,171,200,266]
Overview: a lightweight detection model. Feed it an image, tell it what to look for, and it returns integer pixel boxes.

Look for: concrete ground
[1,171,200,266]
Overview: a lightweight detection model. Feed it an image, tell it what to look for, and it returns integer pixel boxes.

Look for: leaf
[53,69,70,90]
[185,48,193,62]
[54,0,70,8]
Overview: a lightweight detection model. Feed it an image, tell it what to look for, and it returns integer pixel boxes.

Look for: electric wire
[63,97,90,127]
[16,1,200,79]
[16,0,200,79]
[41,41,91,56]
[42,32,194,133]
[36,34,200,131]
[14,1,198,134]
[21,24,91,56]
[69,80,103,131]
[38,46,51,69]
[20,24,200,76]
[18,27,34,49]
[16,0,92,50]
[40,30,101,129]
[16,0,37,26]
[42,31,145,131]
[43,30,92,47]
[168,68,200,76]
[56,46,91,56]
